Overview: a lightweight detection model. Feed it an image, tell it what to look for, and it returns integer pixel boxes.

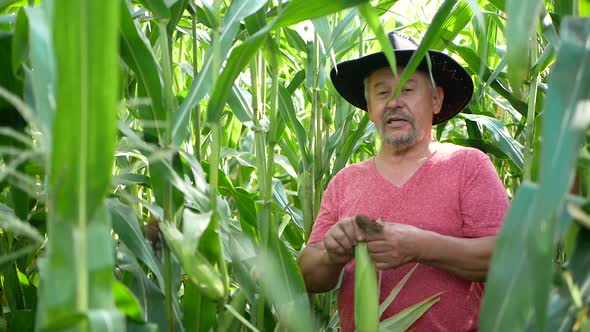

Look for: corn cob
[354,215,382,332]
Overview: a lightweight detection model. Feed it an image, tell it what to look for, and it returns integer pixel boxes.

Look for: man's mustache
[381,110,415,125]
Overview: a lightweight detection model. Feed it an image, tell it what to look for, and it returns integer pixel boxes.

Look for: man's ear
[432,86,444,115]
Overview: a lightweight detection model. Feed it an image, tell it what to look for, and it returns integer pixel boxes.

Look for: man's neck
[373,136,437,187]
[377,135,435,165]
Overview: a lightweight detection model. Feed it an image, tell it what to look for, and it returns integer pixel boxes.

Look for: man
[297,31,509,331]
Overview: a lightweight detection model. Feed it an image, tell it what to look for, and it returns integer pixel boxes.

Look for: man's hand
[323,216,364,265]
[363,219,497,281]
[365,221,425,270]
[298,216,365,292]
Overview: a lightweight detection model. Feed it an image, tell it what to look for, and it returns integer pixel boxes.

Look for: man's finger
[341,218,360,245]
[326,230,353,256]
[366,241,391,253]
[334,225,356,249]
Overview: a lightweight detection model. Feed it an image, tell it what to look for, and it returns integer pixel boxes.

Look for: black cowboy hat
[330,31,473,124]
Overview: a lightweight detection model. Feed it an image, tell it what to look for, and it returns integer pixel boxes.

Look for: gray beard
[379,112,420,150]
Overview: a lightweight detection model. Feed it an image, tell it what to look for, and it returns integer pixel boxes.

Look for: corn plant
[1,0,590,331]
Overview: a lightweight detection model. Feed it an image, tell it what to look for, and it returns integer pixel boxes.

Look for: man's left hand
[364,221,426,270]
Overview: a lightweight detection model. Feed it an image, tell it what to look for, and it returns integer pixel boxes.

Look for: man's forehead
[368,66,424,84]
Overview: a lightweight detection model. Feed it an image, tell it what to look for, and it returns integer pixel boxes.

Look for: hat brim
[329,50,473,124]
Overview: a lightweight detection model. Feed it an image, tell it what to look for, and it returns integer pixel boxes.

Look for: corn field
[0,0,590,331]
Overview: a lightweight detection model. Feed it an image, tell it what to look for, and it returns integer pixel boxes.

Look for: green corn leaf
[112,173,151,187]
[181,209,211,249]
[278,85,311,168]
[375,0,398,15]
[107,199,165,289]
[0,39,25,126]
[37,308,133,332]
[165,0,187,36]
[206,27,270,124]
[484,8,499,66]
[312,16,331,50]
[461,113,524,171]
[36,311,87,331]
[378,292,442,332]
[23,5,55,139]
[159,222,225,300]
[568,227,590,296]
[206,0,370,125]
[446,137,514,163]
[0,203,43,244]
[172,0,268,145]
[11,8,27,77]
[0,0,24,12]
[273,0,369,28]
[531,44,556,77]
[117,244,178,331]
[182,280,217,332]
[555,0,575,15]
[271,179,304,231]
[358,3,397,75]
[537,19,590,203]
[393,0,457,98]
[327,8,357,52]
[148,154,185,223]
[254,243,319,332]
[5,310,34,332]
[120,0,166,140]
[2,263,25,312]
[333,113,371,175]
[379,264,419,317]
[218,290,253,332]
[538,227,590,331]
[181,280,200,332]
[113,280,144,322]
[0,244,39,270]
[429,2,474,51]
[480,182,550,331]
[475,56,507,103]
[482,20,590,331]
[193,2,218,29]
[505,0,543,95]
[139,0,174,20]
[211,162,259,240]
[449,43,529,117]
[228,84,255,125]
[85,310,126,332]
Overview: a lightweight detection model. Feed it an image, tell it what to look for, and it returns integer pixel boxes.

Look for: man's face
[365,66,444,151]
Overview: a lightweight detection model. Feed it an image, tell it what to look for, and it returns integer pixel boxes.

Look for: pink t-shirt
[308,142,509,332]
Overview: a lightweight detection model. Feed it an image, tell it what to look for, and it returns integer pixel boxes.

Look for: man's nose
[385,94,401,109]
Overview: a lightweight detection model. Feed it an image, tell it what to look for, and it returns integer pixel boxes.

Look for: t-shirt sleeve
[460,149,510,237]
[308,175,340,244]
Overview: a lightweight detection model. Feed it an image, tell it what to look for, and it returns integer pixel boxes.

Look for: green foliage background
[0,0,590,331]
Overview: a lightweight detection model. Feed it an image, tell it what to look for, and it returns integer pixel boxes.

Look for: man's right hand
[323,216,364,265]
[299,216,365,292]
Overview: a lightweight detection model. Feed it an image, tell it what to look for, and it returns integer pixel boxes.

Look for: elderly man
[297,32,509,331]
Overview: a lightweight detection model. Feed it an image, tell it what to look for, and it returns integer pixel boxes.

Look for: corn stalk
[37,0,124,330]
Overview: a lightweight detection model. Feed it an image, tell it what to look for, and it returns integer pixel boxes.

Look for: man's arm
[365,222,496,282]
[417,232,495,282]
[298,242,347,293]
[298,216,362,292]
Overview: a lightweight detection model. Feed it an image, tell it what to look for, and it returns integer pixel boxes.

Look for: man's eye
[377,91,389,95]
[402,88,414,93]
